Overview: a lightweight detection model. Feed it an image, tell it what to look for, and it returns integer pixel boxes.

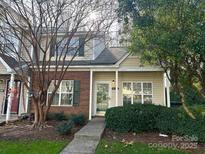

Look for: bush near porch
[105,104,205,142]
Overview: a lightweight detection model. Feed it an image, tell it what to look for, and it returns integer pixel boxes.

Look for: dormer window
[56,37,79,56]
[52,36,85,57]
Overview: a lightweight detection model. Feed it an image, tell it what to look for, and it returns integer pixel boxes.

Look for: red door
[4,80,21,114]
[11,81,21,113]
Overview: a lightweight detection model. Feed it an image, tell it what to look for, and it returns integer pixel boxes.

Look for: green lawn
[0,140,68,154]
[95,139,189,154]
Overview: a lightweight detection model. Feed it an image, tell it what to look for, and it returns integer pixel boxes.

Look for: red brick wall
[31,71,90,118]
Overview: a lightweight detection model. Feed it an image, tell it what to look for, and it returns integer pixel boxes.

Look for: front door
[96,82,110,116]
[3,80,21,114]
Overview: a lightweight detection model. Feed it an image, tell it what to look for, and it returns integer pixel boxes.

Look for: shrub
[106,104,163,132]
[55,120,74,135]
[47,112,67,121]
[69,113,85,126]
[105,104,205,142]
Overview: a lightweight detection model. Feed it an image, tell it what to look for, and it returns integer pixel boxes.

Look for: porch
[89,70,170,119]
[0,74,28,117]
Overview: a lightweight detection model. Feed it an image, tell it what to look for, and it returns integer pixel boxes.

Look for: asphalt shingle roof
[0,53,20,68]
[51,47,128,66]
[0,47,128,69]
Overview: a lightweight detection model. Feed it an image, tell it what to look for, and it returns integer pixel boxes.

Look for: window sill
[50,105,73,107]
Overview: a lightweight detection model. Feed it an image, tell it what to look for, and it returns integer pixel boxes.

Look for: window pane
[123,94,132,105]
[133,83,142,94]
[61,93,73,105]
[56,37,79,56]
[143,83,152,95]
[123,82,132,94]
[144,95,152,104]
[70,37,79,47]
[133,95,142,104]
[49,93,59,105]
[48,81,59,92]
[61,80,74,92]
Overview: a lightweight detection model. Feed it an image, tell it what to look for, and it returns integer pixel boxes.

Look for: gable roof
[91,48,127,65]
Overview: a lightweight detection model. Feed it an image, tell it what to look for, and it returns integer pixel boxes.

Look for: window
[122,82,132,105]
[56,37,79,56]
[122,82,152,105]
[48,80,74,106]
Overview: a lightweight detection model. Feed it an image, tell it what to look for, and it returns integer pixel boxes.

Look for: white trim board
[118,67,164,72]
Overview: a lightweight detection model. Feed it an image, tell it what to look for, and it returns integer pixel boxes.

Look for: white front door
[95,82,111,116]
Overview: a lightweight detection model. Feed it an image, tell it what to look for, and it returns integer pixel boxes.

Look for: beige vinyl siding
[92,71,165,114]
[120,55,158,68]
[120,56,142,67]
[0,63,8,74]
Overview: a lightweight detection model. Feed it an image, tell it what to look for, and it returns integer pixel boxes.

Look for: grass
[95,139,189,154]
[0,139,68,154]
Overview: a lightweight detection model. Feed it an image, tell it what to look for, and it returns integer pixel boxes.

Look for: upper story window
[56,37,79,56]
[52,37,85,57]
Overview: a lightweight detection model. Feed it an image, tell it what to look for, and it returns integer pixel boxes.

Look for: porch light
[112,80,116,90]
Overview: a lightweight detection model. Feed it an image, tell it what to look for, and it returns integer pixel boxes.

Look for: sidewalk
[60,118,105,154]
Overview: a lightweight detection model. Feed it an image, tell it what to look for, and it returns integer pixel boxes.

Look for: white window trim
[48,80,74,107]
[122,81,153,105]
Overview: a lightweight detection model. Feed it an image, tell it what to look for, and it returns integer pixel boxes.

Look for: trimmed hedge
[69,113,86,126]
[47,112,67,121]
[55,120,74,135]
[105,104,205,142]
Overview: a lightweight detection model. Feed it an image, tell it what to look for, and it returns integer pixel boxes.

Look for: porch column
[115,70,118,106]
[89,70,93,120]
[6,73,15,123]
[166,74,171,107]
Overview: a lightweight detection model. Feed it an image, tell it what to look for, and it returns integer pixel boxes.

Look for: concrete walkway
[60,118,105,154]
[0,115,18,125]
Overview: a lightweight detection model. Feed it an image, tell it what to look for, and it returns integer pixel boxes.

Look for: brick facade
[31,71,90,118]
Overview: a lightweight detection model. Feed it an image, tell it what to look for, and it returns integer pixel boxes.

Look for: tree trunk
[33,98,39,127]
[32,98,46,129]
[179,91,196,119]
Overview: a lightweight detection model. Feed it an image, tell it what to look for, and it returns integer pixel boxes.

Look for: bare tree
[0,0,117,128]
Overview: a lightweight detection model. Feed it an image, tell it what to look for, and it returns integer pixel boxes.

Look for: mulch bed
[103,128,205,152]
[0,120,82,141]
